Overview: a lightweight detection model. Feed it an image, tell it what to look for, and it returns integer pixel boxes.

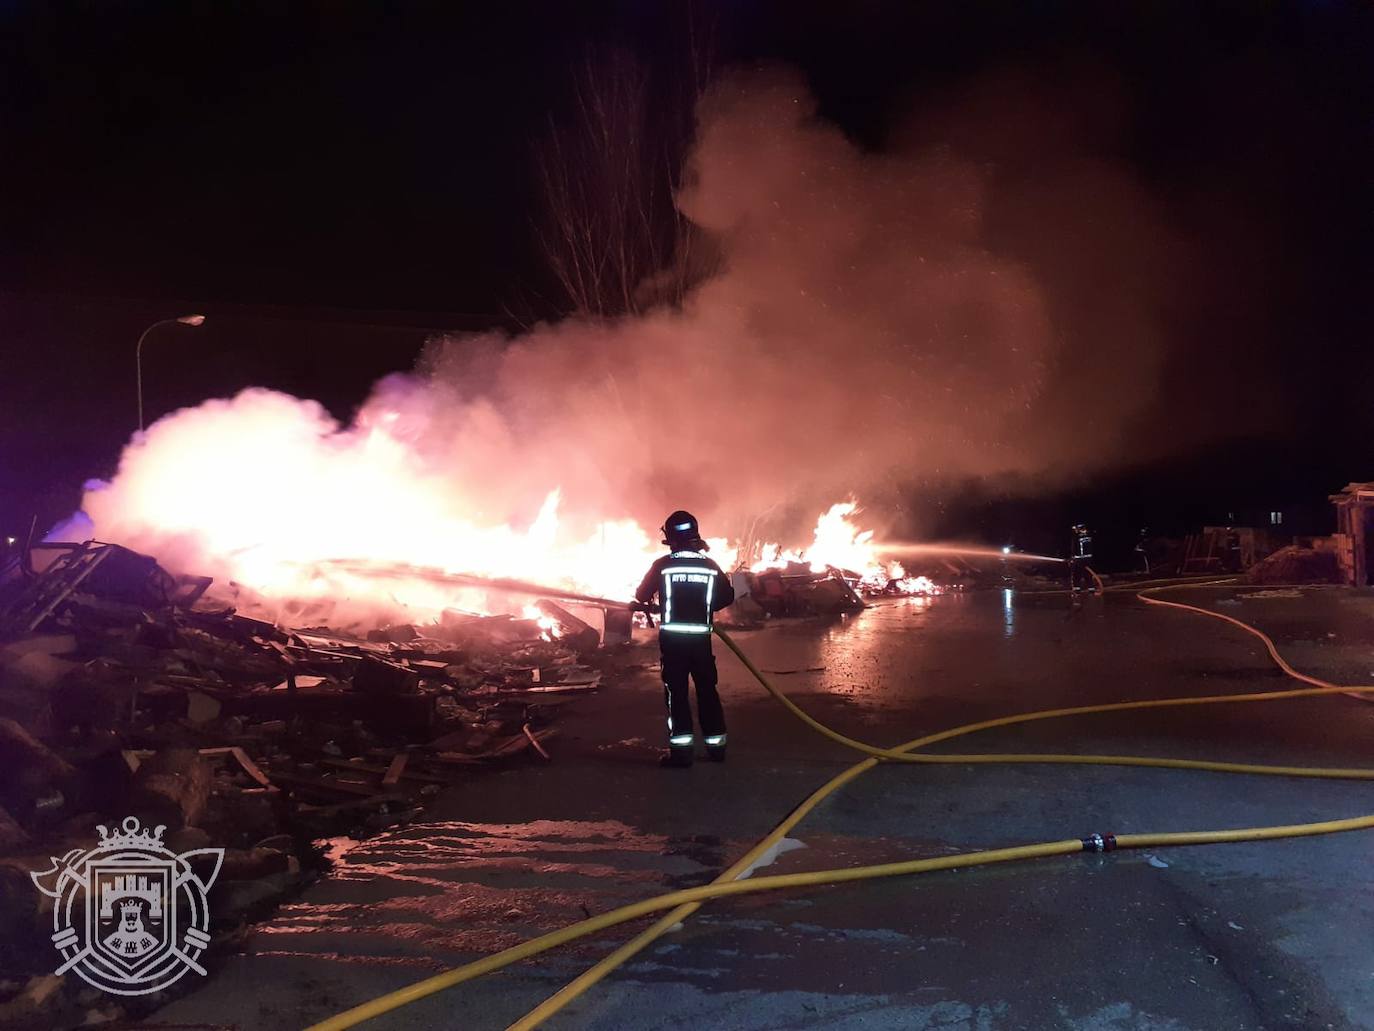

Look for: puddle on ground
[251,819,721,961]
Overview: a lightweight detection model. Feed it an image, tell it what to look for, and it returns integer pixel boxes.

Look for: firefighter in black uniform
[634,510,735,767]
[1069,523,1093,594]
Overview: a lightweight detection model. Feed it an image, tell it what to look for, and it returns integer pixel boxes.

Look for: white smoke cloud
[412,66,1064,539]
[85,64,1186,601]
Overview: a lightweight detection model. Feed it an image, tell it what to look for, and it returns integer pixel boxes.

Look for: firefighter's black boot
[659,748,694,769]
[706,744,726,763]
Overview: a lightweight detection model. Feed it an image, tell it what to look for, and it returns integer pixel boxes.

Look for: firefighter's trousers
[659,632,726,753]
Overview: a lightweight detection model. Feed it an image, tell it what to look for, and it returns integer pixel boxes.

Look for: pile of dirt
[1246,545,1341,585]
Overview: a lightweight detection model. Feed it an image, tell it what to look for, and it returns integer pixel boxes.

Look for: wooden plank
[430,728,560,764]
[21,545,112,633]
[229,746,275,790]
[297,793,408,817]
[127,746,278,793]
[317,757,450,784]
[429,751,485,766]
[267,770,384,797]
[511,685,598,697]
[522,724,551,760]
[382,753,408,787]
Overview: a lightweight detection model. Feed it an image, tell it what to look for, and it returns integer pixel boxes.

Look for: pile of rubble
[0,541,620,1027]
[736,561,961,619]
[1247,543,1342,584]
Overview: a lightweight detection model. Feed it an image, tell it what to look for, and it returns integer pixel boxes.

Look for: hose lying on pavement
[305,583,1374,1031]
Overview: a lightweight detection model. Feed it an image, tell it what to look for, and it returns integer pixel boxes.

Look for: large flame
[80,390,936,628]
[750,501,879,576]
[748,503,942,595]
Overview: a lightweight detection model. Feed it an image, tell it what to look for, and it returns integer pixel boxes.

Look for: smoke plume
[87,63,1196,584]
[409,65,1192,538]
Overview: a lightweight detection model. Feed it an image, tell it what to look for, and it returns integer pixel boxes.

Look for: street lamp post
[136,314,206,432]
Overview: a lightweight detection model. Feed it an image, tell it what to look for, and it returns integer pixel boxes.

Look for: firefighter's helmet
[662,510,704,548]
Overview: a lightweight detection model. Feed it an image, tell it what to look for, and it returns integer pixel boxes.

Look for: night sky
[2,1,1371,563]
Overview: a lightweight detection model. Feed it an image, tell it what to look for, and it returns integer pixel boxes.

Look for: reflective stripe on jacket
[635,550,736,633]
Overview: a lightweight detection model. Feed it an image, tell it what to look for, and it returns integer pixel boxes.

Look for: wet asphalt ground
[152,585,1374,1030]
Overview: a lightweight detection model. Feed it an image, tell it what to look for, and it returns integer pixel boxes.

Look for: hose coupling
[1080,832,1118,853]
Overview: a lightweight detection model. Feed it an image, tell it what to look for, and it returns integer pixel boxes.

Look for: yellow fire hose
[306,584,1374,1031]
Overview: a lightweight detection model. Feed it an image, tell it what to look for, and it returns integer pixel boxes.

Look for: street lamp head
[138,315,207,432]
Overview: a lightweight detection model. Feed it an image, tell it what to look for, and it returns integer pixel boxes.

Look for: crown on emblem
[119,898,142,915]
[96,816,166,851]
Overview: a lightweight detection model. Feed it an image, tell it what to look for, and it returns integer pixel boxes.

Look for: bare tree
[534,20,718,318]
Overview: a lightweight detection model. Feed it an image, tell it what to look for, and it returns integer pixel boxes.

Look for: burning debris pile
[0,540,621,1026]
[728,502,947,620]
[77,387,939,632]
[737,563,940,620]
